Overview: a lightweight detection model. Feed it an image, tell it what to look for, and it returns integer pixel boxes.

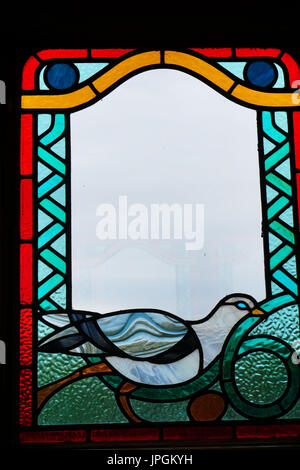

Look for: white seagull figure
[39,294,263,387]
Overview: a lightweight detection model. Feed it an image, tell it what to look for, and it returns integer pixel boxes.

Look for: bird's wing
[39,311,196,363]
[38,317,105,355]
[94,311,192,360]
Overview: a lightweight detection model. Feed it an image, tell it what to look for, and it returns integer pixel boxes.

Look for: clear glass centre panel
[71,69,265,320]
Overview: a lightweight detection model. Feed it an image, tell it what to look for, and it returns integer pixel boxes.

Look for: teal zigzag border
[37,114,67,312]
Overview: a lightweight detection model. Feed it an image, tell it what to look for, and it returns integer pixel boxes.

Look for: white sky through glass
[71,68,265,320]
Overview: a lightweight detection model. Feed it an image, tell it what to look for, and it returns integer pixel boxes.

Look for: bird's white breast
[192,304,248,367]
[106,349,200,386]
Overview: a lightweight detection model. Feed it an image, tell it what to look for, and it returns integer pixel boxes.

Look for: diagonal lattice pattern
[262,111,298,299]
[37,114,67,312]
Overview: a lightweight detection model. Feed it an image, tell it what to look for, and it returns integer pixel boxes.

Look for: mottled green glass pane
[222,404,246,421]
[131,399,189,422]
[251,304,300,343]
[280,397,300,419]
[38,352,86,387]
[38,377,128,425]
[234,351,288,405]
[38,320,54,341]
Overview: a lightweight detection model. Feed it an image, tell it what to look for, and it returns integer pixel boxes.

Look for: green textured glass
[131,398,190,422]
[38,377,128,425]
[234,350,288,405]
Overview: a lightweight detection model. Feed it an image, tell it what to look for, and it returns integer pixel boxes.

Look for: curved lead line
[21,50,300,110]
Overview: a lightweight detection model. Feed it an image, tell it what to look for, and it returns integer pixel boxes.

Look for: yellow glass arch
[21,50,300,110]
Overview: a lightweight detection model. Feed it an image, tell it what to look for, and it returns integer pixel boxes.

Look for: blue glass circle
[46,63,78,90]
[245,61,276,87]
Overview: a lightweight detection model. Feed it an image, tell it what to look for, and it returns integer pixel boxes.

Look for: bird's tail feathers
[39,314,105,356]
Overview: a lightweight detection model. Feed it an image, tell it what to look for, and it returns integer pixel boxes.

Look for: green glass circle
[234,350,288,405]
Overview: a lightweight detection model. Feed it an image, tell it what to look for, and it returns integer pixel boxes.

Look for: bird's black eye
[235,301,248,310]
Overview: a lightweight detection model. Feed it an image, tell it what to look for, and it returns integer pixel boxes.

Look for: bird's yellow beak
[252,308,264,315]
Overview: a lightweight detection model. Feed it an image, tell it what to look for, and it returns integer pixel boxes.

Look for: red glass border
[163,425,233,441]
[20,114,33,175]
[281,52,300,86]
[20,308,32,366]
[88,423,300,443]
[20,110,34,427]
[20,430,87,443]
[18,423,300,444]
[20,243,32,305]
[91,427,160,442]
[19,369,32,427]
[91,48,136,58]
[20,179,33,240]
[189,48,232,57]
[37,49,88,60]
[235,47,281,57]
[236,424,300,439]
[22,57,40,91]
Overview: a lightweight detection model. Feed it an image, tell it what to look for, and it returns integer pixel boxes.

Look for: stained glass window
[17,47,300,449]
